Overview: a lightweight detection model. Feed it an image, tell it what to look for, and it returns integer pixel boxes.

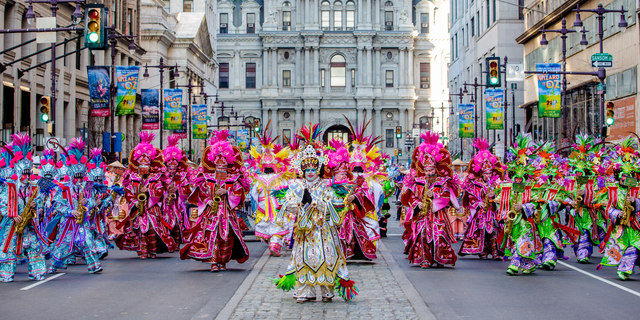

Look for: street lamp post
[142,57,180,148]
[449,87,464,160]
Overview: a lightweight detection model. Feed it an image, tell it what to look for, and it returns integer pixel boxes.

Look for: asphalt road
[385,209,640,320]
[0,240,265,320]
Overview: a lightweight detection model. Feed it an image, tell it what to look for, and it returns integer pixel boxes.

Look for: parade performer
[249,122,292,256]
[161,134,192,245]
[180,130,251,272]
[498,133,541,275]
[400,131,460,268]
[598,136,640,280]
[0,134,48,282]
[47,139,104,274]
[566,134,608,263]
[459,138,504,259]
[272,124,358,303]
[118,132,174,259]
[85,148,113,258]
[105,162,127,239]
[338,117,381,260]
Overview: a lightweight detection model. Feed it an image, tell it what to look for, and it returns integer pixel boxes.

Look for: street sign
[596,83,606,95]
[591,53,612,68]
[36,17,56,44]
[506,63,525,82]
[412,128,420,137]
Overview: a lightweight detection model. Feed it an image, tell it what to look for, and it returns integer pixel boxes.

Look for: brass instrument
[15,186,40,234]
[76,187,88,224]
[419,185,433,218]
[136,192,147,218]
[210,183,222,215]
[503,209,518,235]
[621,189,633,226]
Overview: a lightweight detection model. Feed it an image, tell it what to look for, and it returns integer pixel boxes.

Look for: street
[1,203,640,319]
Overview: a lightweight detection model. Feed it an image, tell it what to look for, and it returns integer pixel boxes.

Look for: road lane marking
[558,261,640,298]
[20,273,65,291]
[387,233,403,236]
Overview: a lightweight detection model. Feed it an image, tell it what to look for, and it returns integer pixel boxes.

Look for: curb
[379,240,438,320]
[192,248,271,320]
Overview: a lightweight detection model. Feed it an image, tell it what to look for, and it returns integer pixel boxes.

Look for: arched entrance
[323,124,350,144]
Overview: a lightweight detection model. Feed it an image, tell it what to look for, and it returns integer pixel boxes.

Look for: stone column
[366,46,372,86]
[356,47,362,86]
[272,108,279,135]
[313,47,319,85]
[398,48,405,86]
[304,47,310,85]
[373,107,381,138]
[272,48,278,87]
[408,48,414,87]
[357,0,363,29]
[374,48,380,86]
[295,48,302,87]
[398,107,406,151]
[263,48,269,87]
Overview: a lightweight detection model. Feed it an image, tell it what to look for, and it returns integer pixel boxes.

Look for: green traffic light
[41,113,49,122]
[606,117,615,126]
[88,32,99,43]
[490,77,498,85]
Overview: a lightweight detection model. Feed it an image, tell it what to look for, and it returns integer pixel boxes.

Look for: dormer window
[220,13,228,34]
[247,13,255,34]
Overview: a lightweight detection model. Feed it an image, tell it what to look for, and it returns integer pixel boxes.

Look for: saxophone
[620,188,633,226]
[15,186,40,234]
[504,208,517,235]
[76,187,88,224]
[419,184,433,218]
[134,178,148,219]
[210,182,222,215]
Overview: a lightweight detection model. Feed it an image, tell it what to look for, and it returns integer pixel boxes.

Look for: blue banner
[87,66,110,116]
[141,89,159,130]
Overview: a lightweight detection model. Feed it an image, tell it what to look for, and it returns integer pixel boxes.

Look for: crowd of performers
[1,119,639,299]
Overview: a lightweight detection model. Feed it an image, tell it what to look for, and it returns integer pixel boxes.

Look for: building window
[385,129,394,147]
[282,11,291,30]
[321,1,331,30]
[183,0,192,12]
[283,70,291,88]
[330,55,346,87]
[486,0,490,28]
[420,13,429,33]
[334,10,343,30]
[247,13,255,33]
[518,0,524,20]
[246,63,256,88]
[420,63,430,88]
[220,13,228,33]
[127,9,133,35]
[321,69,326,87]
[219,63,229,88]
[471,17,475,36]
[346,1,356,30]
[351,69,355,87]
[385,70,394,87]
[492,0,496,22]
[385,11,393,30]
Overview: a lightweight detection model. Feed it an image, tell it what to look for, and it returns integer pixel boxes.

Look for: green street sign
[591,53,612,68]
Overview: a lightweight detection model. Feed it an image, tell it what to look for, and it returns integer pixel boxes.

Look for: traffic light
[605,101,615,126]
[39,96,51,122]
[394,149,398,156]
[253,118,261,132]
[85,4,106,50]
[486,57,501,87]
[395,126,402,139]
[398,149,403,157]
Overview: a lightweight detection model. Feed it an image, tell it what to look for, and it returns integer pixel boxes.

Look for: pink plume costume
[160,135,192,245]
[459,138,505,259]
[116,132,176,259]
[249,121,293,256]
[180,130,250,272]
[400,132,461,268]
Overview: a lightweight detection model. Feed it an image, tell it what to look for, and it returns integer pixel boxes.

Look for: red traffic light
[489,61,498,68]
[88,9,99,20]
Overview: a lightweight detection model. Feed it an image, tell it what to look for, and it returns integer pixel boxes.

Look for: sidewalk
[212,238,435,320]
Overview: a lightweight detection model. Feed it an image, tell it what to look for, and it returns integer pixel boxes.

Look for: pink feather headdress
[207,130,236,164]
[163,134,185,162]
[133,131,157,160]
[416,131,443,162]
[326,139,350,169]
[471,138,497,172]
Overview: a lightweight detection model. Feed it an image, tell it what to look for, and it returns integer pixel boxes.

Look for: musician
[0,133,48,282]
[161,134,192,246]
[180,130,251,272]
[400,131,460,269]
[117,131,170,259]
[47,138,104,274]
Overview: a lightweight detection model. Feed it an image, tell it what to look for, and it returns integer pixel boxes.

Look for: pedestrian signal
[605,101,615,126]
[85,4,106,50]
[486,57,501,87]
[40,96,51,122]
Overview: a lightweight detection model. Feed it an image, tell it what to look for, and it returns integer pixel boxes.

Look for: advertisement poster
[236,129,249,151]
[485,88,504,130]
[163,89,183,130]
[174,105,187,139]
[87,66,111,116]
[115,66,140,115]
[192,104,207,140]
[536,63,562,118]
[458,104,474,138]
[141,89,159,130]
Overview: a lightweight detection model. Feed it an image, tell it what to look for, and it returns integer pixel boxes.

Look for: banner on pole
[236,129,249,151]
[87,66,111,116]
[458,104,474,138]
[485,88,504,130]
[192,104,207,140]
[115,66,140,115]
[163,89,183,130]
[536,63,562,118]
[141,89,159,130]
[173,105,188,139]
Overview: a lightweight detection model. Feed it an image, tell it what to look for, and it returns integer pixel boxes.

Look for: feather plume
[167,134,181,147]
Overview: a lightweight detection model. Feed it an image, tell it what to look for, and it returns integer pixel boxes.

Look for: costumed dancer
[378,154,395,237]
[0,134,48,282]
[598,136,640,280]
[180,130,251,272]
[272,124,358,303]
[250,122,293,256]
[105,161,127,240]
[117,132,174,259]
[161,134,192,246]
[85,148,113,259]
[400,131,460,268]
[339,117,382,260]
[47,138,103,274]
[498,133,541,275]
[459,138,504,259]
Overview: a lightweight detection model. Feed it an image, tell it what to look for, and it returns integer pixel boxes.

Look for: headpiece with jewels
[249,120,290,173]
[61,137,88,181]
[343,115,382,172]
[292,123,327,175]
